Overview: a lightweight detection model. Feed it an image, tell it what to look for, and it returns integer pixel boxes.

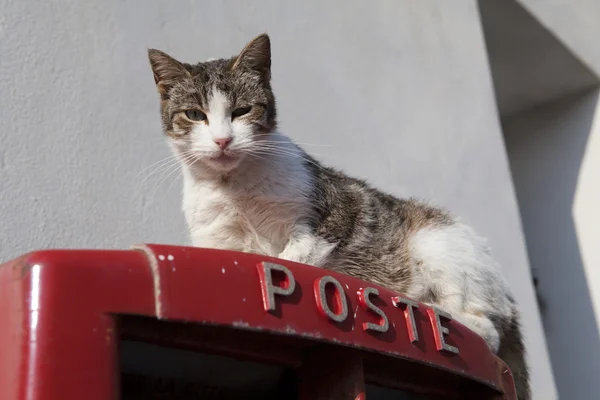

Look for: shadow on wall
[503,88,600,398]
[479,1,600,397]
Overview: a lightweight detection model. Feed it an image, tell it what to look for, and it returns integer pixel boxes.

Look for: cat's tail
[497,311,531,400]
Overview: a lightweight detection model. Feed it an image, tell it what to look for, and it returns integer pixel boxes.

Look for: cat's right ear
[147,49,190,99]
[231,34,271,82]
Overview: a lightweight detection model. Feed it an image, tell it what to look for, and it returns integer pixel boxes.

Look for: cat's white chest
[182,179,304,256]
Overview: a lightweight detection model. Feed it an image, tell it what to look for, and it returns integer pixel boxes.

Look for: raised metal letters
[256,262,296,312]
[255,263,462,357]
[428,307,459,354]
[314,276,348,323]
[392,296,419,343]
[357,287,389,333]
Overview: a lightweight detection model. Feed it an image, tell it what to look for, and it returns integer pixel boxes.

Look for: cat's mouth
[212,153,236,162]
[205,151,243,170]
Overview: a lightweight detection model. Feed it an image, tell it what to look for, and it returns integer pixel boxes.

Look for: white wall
[0,1,554,397]
[492,1,600,397]
[504,89,600,398]
[519,0,600,75]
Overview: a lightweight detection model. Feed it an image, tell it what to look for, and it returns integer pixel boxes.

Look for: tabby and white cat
[148,34,530,399]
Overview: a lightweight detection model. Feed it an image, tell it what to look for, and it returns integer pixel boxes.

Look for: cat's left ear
[232,33,271,81]
[148,49,190,99]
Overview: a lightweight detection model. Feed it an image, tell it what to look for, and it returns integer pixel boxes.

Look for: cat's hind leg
[440,306,501,352]
[409,223,509,353]
[423,299,500,353]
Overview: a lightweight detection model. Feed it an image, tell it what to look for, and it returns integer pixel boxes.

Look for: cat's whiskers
[155,151,196,188]
[138,148,194,192]
[252,139,321,151]
[253,133,332,148]
[134,155,181,195]
[166,153,199,193]
[246,141,321,157]
[244,147,329,172]
[256,147,322,159]
[239,141,313,155]
[150,152,197,199]
[139,148,194,180]
[134,152,185,184]
[239,144,305,158]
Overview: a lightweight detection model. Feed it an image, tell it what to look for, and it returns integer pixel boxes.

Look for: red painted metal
[299,348,365,400]
[313,275,348,321]
[0,250,154,400]
[357,287,388,332]
[0,244,518,399]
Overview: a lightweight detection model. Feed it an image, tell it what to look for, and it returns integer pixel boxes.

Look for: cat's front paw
[276,249,309,264]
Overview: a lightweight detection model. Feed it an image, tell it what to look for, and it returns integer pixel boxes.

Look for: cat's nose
[214,137,232,150]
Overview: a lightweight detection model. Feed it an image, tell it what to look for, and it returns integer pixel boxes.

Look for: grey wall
[519,0,600,75]
[479,0,598,118]
[484,1,600,398]
[0,0,554,397]
[504,89,600,398]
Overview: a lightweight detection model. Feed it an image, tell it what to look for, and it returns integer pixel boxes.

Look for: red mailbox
[0,244,517,399]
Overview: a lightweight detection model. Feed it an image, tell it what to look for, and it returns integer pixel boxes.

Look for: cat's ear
[148,49,190,98]
[231,33,271,81]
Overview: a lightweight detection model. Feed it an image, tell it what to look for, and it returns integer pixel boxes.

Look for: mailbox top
[0,244,516,399]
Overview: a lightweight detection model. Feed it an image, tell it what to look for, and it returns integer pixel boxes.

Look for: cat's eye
[185,110,207,122]
[231,106,252,120]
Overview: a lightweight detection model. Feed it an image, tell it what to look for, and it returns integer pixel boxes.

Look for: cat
[147,33,530,399]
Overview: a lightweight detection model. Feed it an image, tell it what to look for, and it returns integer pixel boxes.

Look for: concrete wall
[479,0,598,118]
[0,0,554,397]
[485,1,600,397]
[519,0,600,75]
[504,89,600,398]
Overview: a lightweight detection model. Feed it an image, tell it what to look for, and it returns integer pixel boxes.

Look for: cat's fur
[148,34,530,399]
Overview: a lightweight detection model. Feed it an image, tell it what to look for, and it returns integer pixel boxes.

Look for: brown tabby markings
[147,33,530,400]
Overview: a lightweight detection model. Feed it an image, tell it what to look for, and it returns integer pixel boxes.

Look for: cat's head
[148,34,276,173]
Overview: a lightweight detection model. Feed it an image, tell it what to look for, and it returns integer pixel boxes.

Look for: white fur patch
[181,133,333,261]
[203,88,232,144]
[408,223,513,352]
[278,224,337,266]
[172,87,259,172]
